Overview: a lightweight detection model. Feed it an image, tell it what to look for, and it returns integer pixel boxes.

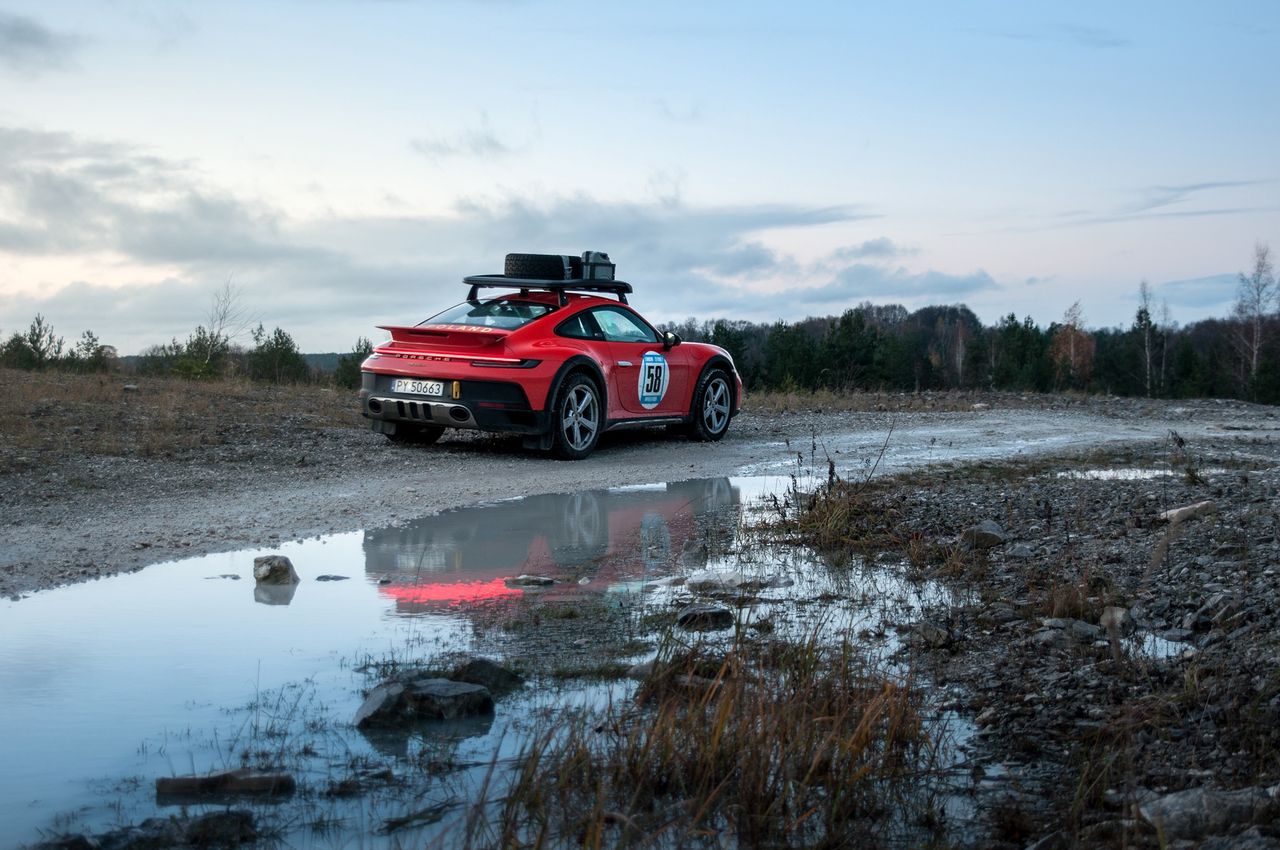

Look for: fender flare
[694,356,739,415]
[543,355,608,414]
[522,356,607,452]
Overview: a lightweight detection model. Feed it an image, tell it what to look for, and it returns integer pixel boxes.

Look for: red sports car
[359,252,743,459]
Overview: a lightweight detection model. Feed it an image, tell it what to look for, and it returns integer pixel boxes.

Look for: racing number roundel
[638,351,670,410]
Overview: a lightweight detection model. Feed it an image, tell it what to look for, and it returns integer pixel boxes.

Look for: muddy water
[0,477,954,848]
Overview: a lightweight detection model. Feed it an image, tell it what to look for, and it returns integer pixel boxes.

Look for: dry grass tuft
[466,635,934,848]
[0,367,360,462]
[759,473,909,562]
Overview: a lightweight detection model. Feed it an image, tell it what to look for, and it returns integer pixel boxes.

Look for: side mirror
[663,331,682,351]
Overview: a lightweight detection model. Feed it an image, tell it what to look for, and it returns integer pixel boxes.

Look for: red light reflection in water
[379,578,522,608]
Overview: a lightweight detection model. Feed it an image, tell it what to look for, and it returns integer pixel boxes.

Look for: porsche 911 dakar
[359,252,743,459]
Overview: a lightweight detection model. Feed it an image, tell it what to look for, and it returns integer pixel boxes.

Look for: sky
[0,0,1277,355]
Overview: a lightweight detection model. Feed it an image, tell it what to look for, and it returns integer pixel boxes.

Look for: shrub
[334,337,373,389]
[247,324,309,384]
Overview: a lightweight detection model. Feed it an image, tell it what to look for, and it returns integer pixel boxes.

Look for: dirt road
[2,394,1276,599]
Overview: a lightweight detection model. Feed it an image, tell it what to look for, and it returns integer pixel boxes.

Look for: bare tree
[207,278,254,354]
[192,276,256,371]
[1158,299,1175,395]
[1137,280,1154,396]
[1050,301,1094,389]
[1234,242,1276,384]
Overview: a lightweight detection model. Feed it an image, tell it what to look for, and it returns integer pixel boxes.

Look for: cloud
[449,194,868,279]
[1055,23,1130,50]
[612,264,999,324]
[646,168,685,207]
[0,125,998,352]
[1022,178,1276,232]
[991,22,1131,50]
[1158,273,1237,310]
[1126,180,1268,215]
[0,131,878,350]
[0,12,80,74]
[829,237,918,261]
[410,113,517,160]
[0,126,333,265]
[829,264,996,300]
[655,99,704,123]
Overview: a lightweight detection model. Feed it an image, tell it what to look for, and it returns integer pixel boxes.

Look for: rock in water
[355,678,494,728]
[505,574,555,587]
[155,769,295,797]
[685,570,748,592]
[676,603,735,631]
[451,657,524,695]
[254,584,297,606]
[353,683,407,728]
[910,621,951,650]
[253,555,300,585]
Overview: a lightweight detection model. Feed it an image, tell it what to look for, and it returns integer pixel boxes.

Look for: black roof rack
[463,274,633,306]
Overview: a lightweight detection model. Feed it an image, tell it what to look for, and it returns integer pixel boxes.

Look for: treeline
[131,324,370,387]
[1,313,373,389]
[0,315,116,373]
[661,304,1279,403]
[6,306,1277,403]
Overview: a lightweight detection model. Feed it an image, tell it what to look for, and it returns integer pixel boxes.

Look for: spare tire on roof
[504,253,582,280]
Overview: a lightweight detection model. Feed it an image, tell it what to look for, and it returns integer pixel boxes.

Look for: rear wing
[463,275,633,306]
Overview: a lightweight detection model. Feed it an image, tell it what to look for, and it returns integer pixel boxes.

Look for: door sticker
[638,351,670,409]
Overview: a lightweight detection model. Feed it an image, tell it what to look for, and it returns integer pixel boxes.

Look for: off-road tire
[689,367,732,442]
[505,253,581,280]
[550,373,602,460]
[386,424,445,445]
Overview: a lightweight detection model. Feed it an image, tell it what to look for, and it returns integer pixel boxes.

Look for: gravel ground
[875,438,1280,847]
[2,372,1277,602]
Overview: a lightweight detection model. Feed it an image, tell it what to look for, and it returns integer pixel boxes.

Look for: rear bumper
[360,372,548,435]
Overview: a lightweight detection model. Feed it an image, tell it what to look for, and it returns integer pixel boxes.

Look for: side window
[593,308,658,343]
[555,311,601,340]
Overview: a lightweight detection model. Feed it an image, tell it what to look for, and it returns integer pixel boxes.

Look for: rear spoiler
[377,324,509,343]
[463,274,632,306]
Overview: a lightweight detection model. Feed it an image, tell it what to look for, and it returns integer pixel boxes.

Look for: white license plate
[392,378,444,396]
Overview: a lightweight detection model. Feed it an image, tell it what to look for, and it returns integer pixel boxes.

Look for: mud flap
[522,431,554,451]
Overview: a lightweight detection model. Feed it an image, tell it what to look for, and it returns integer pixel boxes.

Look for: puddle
[0,477,957,847]
[1132,631,1190,660]
[1055,467,1228,481]
[745,418,1145,477]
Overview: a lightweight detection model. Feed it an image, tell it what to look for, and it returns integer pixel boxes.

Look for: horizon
[1,1,1277,356]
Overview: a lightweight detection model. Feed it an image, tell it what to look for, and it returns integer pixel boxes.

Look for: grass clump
[462,633,937,849]
[759,466,908,562]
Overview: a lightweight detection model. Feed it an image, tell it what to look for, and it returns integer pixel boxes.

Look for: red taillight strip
[383,350,525,363]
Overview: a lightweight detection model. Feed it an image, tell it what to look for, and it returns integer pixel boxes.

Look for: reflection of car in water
[362,478,739,614]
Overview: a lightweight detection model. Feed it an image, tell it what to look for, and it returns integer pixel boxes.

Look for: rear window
[423,298,553,330]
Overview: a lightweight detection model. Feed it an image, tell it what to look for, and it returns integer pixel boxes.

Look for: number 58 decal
[638,351,670,409]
